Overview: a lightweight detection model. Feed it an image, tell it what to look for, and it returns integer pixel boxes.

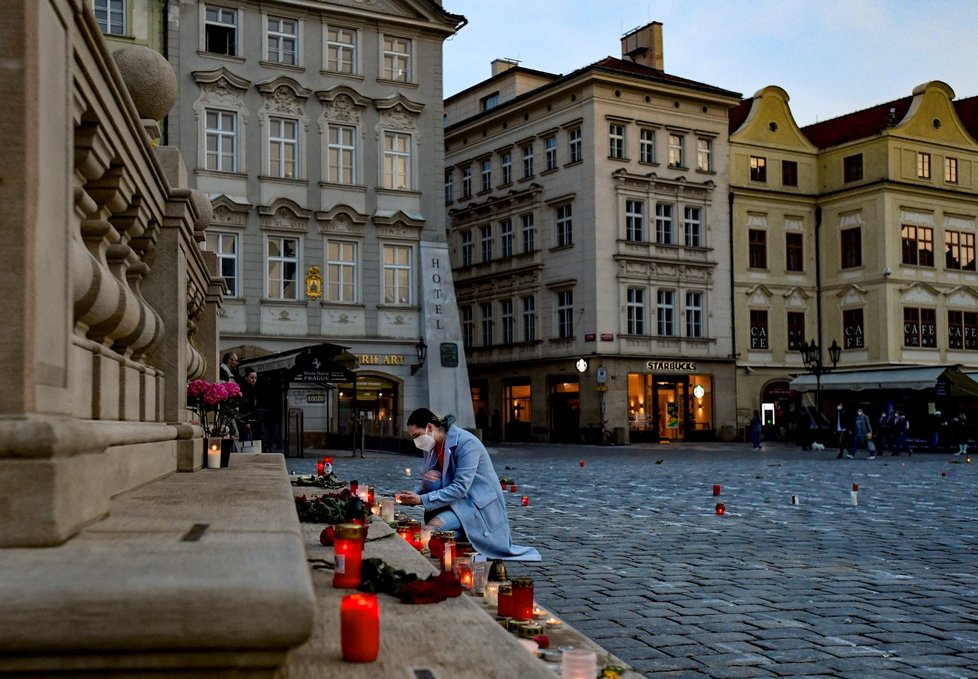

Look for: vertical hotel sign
[418,241,463,356]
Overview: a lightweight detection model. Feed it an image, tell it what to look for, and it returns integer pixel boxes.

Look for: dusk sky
[442,0,978,127]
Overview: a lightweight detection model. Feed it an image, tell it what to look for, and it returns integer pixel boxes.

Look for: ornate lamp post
[800,338,841,420]
[410,338,428,375]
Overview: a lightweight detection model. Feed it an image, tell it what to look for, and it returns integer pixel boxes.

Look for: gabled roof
[589,57,741,99]
[954,95,978,140]
[728,99,751,134]
[801,96,913,149]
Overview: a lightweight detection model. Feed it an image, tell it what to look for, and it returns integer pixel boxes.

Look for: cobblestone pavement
[287,441,978,678]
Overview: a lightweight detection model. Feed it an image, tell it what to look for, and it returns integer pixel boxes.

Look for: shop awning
[789,365,978,396]
[238,342,358,382]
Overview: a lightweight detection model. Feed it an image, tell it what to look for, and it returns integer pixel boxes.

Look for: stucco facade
[445,24,742,443]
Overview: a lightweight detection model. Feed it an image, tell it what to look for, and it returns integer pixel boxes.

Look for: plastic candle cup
[521,495,529,507]
[497,583,514,617]
[510,577,534,620]
[484,581,500,607]
[332,524,364,589]
[340,593,379,663]
[561,649,597,679]
[441,537,456,572]
[367,486,375,505]
[316,459,325,476]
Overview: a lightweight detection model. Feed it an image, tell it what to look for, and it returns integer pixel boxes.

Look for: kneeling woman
[396,408,540,561]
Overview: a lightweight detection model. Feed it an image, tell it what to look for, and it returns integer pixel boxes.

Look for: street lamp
[800,338,841,420]
[410,338,428,375]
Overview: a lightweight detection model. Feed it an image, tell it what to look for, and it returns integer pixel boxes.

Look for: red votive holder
[510,485,517,493]
[852,483,858,492]
[511,577,534,620]
[350,479,359,495]
[429,531,446,560]
[715,502,725,516]
[367,486,375,505]
[533,634,550,649]
[712,484,721,496]
[497,583,514,617]
[521,495,529,507]
[317,460,326,476]
[333,523,364,589]
[340,593,379,663]
[579,459,585,468]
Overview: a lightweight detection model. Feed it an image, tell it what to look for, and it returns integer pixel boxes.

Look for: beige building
[731,82,978,438]
[91,0,166,53]
[166,0,473,447]
[445,23,742,443]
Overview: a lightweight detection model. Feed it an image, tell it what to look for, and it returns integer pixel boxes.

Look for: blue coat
[418,425,540,561]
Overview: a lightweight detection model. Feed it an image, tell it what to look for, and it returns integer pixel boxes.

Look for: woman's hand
[395,491,422,506]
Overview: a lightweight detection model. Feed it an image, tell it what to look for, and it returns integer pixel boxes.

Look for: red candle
[533,634,550,649]
[367,486,375,505]
[350,479,359,494]
[579,459,585,467]
[715,502,725,516]
[429,533,445,560]
[509,485,517,493]
[712,484,721,496]
[511,577,534,620]
[333,524,364,589]
[521,495,529,507]
[317,460,326,476]
[497,584,514,617]
[340,593,379,663]
[852,483,858,492]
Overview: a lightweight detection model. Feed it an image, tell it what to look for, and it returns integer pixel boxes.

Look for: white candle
[357,487,369,503]
[380,499,395,521]
[405,467,412,476]
[484,582,500,607]
[545,617,562,629]
[206,439,221,469]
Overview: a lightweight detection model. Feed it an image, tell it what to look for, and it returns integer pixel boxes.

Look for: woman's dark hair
[407,408,450,430]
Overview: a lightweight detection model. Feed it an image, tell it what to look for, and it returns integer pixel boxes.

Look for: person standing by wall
[835,404,850,459]
[219,352,239,382]
[748,410,762,450]
[892,410,910,456]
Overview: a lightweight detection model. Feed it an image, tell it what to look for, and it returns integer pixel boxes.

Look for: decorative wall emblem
[305,265,323,299]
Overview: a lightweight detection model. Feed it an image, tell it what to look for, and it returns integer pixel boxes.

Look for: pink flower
[224,381,242,398]
[187,379,208,398]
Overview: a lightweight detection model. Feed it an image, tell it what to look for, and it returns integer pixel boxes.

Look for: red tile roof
[728,99,751,134]
[801,96,913,149]
[953,95,978,141]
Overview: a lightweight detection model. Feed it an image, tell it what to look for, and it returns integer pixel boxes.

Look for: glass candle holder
[441,537,456,572]
[497,583,514,617]
[316,459,326,476]
[340,593,379,663]
[453,556,473,590]
[380,498,395,522]
[333,523,364,589]
[206,437,221,469]
[429,531,446,560]
[420,527,432,553]
[561,649,597,679]
[510,577,534,620]
[471,558,488,595]
[483,581,501,607]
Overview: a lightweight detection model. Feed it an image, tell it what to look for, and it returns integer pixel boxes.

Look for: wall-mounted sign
[600,333,614,342]
[692,384,705,399]
[584,333,596,341]
[646,361,697,372]
[305,266,323,300]
[440,342,459,368]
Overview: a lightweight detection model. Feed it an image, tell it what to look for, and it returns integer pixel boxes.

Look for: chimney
[621,21,663,71]
[491,58,519,76]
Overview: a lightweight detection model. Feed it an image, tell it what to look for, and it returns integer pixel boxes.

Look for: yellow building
[732,82,978,441]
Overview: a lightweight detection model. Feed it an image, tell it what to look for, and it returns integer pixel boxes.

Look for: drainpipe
[814,206,823,346]
[728,192,736,362]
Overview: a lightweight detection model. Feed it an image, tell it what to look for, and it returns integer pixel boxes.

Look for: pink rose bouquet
[187,379,244,437]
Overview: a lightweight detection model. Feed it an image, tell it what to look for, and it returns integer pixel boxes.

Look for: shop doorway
[337,376,398,452]
[504,381,532,441]
[548,377,580,442]
[656,379,687,441]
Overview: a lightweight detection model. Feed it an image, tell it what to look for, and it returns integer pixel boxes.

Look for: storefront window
[504,382,531,441]
[628,373,714,441]
[337,377,396,437]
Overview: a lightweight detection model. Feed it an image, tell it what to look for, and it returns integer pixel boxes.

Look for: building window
[569,128,582,163]
[696,138,712,171]
[749,309,768,349]
[749,156,767,183]
[609,124,625,159]
[904,307,937,348]
[787,311,805,350]
[626,288,645,335]
[785,232,804,272]
[625,200,645,242]
[460,230,473,267]
[657,290,675,336]
[268,117,298,178]
[655,204,674,244]
[843,154,863,182]
[917,152,931,179]
[266,236,299,300]
[522,144,534,178]
[382,244,411,304]
[500,219,513,258]
[521,213,535,253]
[480,92,499,111]
[204,231,238,297]
[501,299,514,345]
[748,229,767,269]
[948,310,978,350]
[945,157,959,183]
[204,5,238,56]
[640,128,656,163]
[782,160,798,187]
[326,240,358,303]
[94,0,125,35]
[328,125,356,185]
[461,165,472,198]
[522,296,536,342]
[556,204,573,247]
[204,109,237,172]
[841,227,862,268]
[946,230,976,271]
[684,207,702,247]
[843,308,864,349]
[901,224,934,267]
[382,35,411,81]
[326,26,357,74]
[668,134,684,167]
[462,306,474,348]
[480,225,492,263]
[545,135,558,171]
[685,292,703,338]
[501,151,512,184]
[481,158,492,192]
[556,290,574,338]
[266,16,298,65]
[481,303,494,347]
[444,169,453,203]
[382,131,411,190]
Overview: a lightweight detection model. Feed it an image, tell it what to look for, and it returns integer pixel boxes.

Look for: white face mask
[413,432,436,453]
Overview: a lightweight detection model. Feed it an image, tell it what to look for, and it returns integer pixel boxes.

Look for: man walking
[835,404,850,459]
[846,408,873,459]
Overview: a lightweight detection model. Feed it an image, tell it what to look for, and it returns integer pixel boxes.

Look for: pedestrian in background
[928,410,943,454]
[749,410,763,450]
[846,408,873,459]
[892,410,910,456]
[876,410,893,456]
[835,404,850,459]
[952,414,970,456]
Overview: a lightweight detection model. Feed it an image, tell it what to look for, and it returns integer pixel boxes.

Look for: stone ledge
[0,454,316,676]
